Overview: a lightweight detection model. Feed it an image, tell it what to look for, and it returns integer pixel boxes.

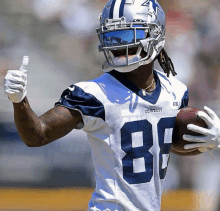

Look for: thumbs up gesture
[4,56,29,103]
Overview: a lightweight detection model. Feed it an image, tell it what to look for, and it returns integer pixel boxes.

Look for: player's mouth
[111,47,139,57]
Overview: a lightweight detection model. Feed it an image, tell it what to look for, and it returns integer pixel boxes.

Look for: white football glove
[4,56,29,103]
[183,106,220,151]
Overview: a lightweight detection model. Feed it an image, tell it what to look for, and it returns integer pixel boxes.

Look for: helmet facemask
[97,16,165,72]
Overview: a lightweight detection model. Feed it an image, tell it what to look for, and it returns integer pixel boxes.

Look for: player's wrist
[8,90,27,103]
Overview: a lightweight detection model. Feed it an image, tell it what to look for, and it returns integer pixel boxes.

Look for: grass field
[0,188,214,211]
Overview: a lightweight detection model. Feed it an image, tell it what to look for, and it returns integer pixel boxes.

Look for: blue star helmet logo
[142,0,163,14]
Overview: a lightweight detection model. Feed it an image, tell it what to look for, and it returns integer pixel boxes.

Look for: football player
[4,0,220,210]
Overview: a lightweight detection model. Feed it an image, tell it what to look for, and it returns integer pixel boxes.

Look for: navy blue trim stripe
[119,0,126,17]
[110,0,117,19]
[55,85,105,121]
[179,88,189,109]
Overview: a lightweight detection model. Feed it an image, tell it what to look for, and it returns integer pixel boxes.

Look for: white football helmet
[97,0,166,73]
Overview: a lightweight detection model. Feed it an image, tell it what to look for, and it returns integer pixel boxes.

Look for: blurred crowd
[0,0,220,210]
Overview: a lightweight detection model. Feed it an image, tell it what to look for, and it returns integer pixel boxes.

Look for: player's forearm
[13,97,45,147]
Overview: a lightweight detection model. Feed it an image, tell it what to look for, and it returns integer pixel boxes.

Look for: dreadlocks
[157,48,177,77]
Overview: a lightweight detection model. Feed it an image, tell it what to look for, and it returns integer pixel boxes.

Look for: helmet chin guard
[97,0,166,73]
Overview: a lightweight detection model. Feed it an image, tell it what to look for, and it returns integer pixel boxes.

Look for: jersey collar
[108,70,161,104]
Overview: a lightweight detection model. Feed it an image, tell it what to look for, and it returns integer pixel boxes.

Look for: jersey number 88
[121,117,175,184]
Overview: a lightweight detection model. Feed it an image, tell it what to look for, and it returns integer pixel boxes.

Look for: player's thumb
[19,56,29,71]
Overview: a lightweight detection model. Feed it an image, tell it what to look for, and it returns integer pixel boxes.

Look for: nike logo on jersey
[68,86,75,92]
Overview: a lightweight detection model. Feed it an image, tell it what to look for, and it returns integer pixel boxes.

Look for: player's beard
[113,55,141,73]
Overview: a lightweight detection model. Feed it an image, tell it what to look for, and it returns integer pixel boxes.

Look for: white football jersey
[55,70,189,211]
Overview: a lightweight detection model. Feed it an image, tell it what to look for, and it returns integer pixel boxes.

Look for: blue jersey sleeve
[55,85,105,129]
[179,88,189,109]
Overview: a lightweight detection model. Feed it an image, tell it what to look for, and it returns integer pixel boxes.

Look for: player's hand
[183,106,220,150]
[4,56,29,103]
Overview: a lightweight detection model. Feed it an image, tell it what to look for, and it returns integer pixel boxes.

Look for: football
[172,107,208,153]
